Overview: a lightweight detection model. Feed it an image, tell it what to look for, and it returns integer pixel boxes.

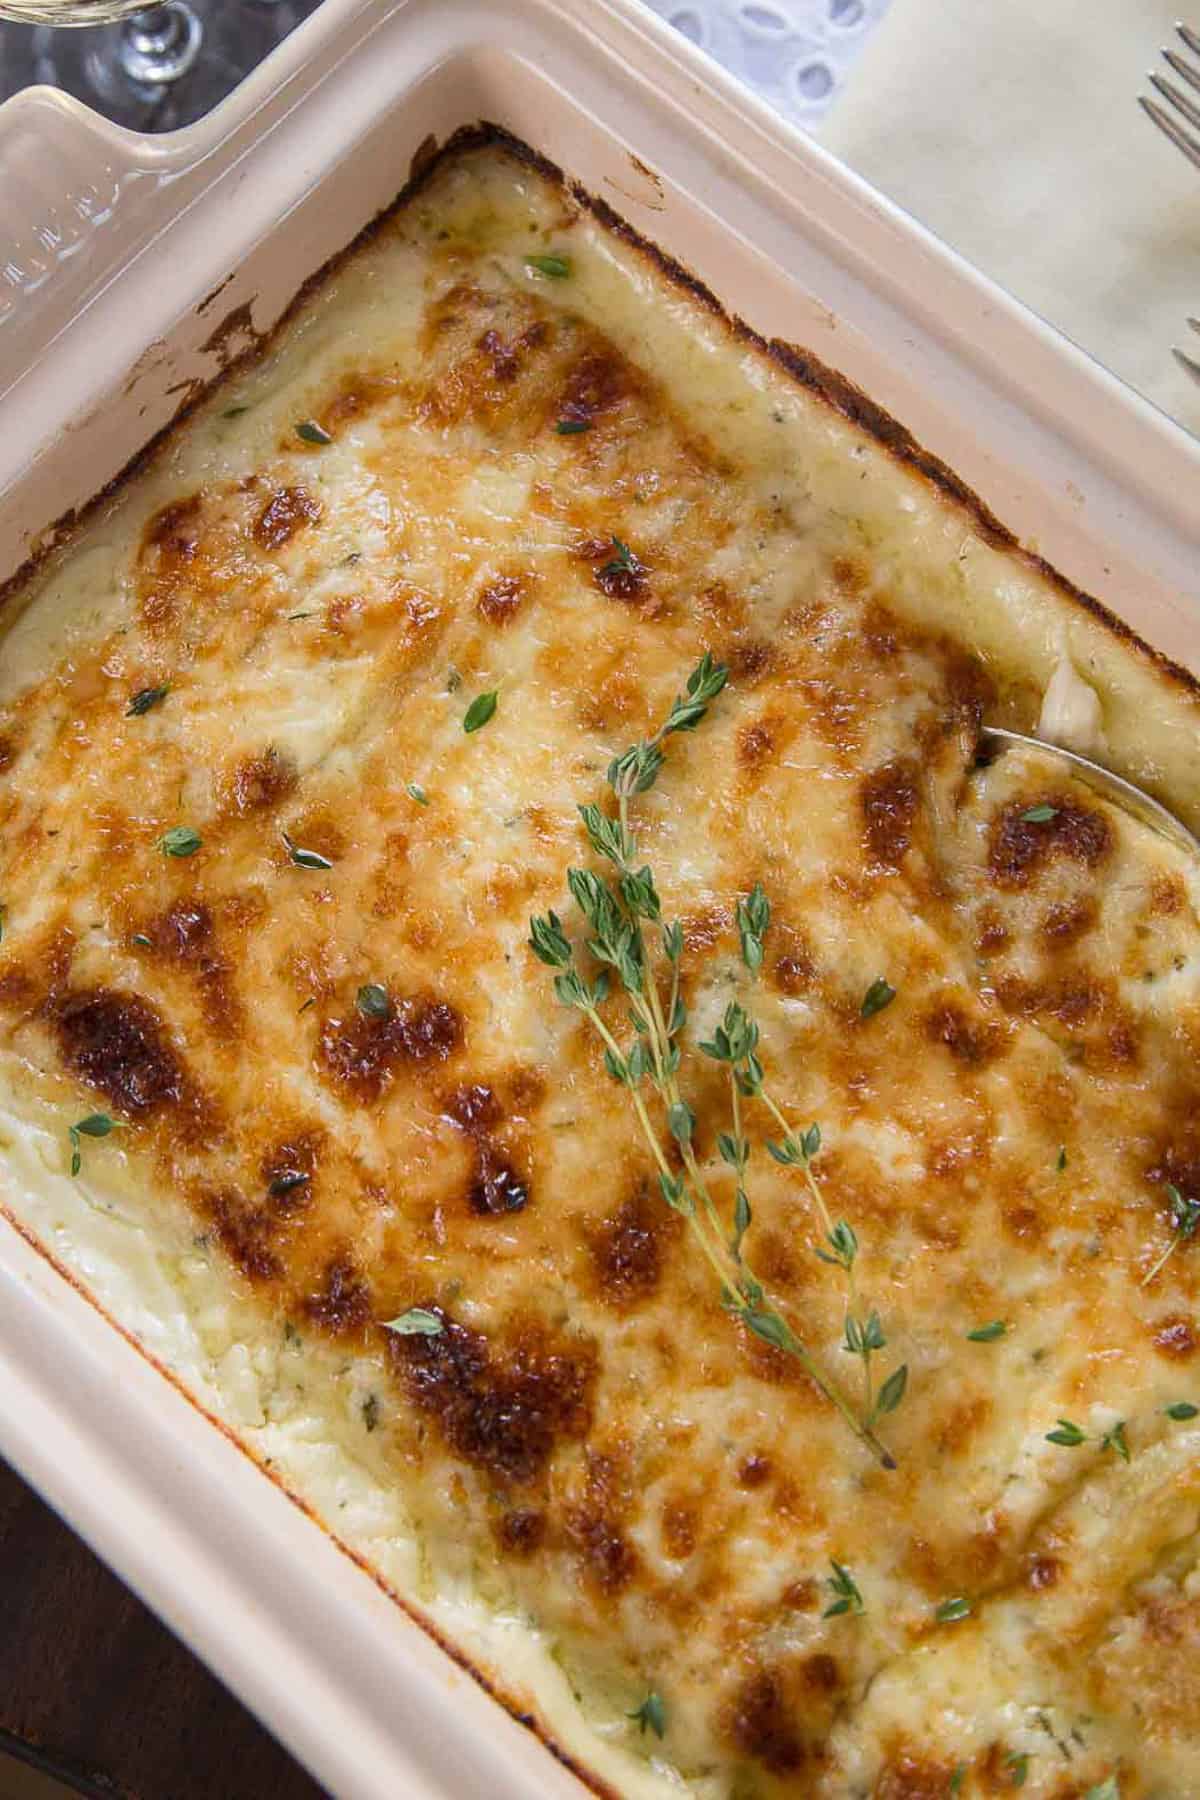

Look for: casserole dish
[0,4,1197,1797]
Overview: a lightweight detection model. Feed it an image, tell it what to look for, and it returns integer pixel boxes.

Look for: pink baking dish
[0,3,1197,1794]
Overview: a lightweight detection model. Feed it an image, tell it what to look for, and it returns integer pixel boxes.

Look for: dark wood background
[0,1457,325,1800]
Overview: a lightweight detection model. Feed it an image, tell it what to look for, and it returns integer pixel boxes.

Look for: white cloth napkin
[819,0,1200,436]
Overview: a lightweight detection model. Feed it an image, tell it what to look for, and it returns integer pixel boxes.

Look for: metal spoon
[978,725,1200,859]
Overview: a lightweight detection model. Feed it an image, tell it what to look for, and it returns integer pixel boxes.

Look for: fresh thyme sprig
[528,657,900,1469]
[1142,1182,1200,1285]
[709,886,908,1432]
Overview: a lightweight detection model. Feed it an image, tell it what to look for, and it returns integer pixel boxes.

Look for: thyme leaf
[627,1692,666,1738]
[126,684,169,716]
[160,826,202,858]
[68,1112,122,1177]
[282,831,333,870]
[463,690,498,733]
[860,976,896,1019]
[384,1308,444,1336]
[296,419,333,444]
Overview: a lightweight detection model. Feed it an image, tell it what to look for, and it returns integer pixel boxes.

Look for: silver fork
[1140,22,1200,386]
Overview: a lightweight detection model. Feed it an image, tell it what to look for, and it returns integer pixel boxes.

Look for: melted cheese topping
[1,140,1199,1799]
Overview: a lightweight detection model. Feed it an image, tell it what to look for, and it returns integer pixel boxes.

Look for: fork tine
[1164,47,1200,95]
[1172,346,1200,389]
[1178,23,1200,59]
[1151,70,1200,130]
[1139,94,1200,168]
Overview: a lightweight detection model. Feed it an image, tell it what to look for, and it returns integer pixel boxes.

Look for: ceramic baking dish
[0,2,1197,1795]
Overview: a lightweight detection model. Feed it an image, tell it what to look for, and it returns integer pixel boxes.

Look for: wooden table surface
[0,1457,326,1800]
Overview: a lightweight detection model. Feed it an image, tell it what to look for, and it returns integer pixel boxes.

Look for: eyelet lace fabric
[645,0,893,126]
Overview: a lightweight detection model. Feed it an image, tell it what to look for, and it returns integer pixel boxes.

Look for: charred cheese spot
[723,1667,807,1776]
[1151,1316,1197,1359]
[923,996,1006,1067]
[318,995,462,1101]
[253,485,321,552]
[583,1188,670,1310]
[476,575,530,626]
[150,899,213,960]
[52,987,193,1120]
[873,1752,960,1799]
[558,351,626,427]
[496,1508,546,1556]
[202,1185,285,1283]
[1040,895,1098,946]
[988,797,1111,888]
[860,759,919,869]
[387,1312,596,1484]
[302,1254,372,1336]
[230,748,298,816]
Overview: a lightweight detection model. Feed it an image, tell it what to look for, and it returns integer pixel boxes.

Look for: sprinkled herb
[1142,1181,1200,1285]
[1100,1420,1130,1463]
[357,983,391,1020]
[627,1692,666,1738]
[463,690,498,733]
[362,1393,380,1433]
[949,1768,966,1795]
[126,684,169,717]
[75,1112,119,1137]
[1084,1780,1119,1800]
[384,1307,444,1337]
[282,831,333,871]
[1021,804,1058,824]
[823,1560,864,1618]
[283,1320,301,1347]
[527,253,571,278]
[736,882,770,974]
[860,976,896,1019]
[935,1595,972,1624]
[598,535,638,581]
[68,1112,122,1177]
[0,903,6,943]
[160,826,201,858]
[295,419,333,445]
[529,653,904,1470]
[1045,1419,1087,1447]
[967,1320,1008,1342]
[298,996,316,1015]
[556,418,591,434]
[1165,1400,1199,1420]
[406,783,429,806]
[287,611,314,622]
[1056,1145,1067,1172]
[268,1171,310,1198]
[131,932,152,948]
[1005,1753,1029,1788]
[222,404,250,419]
